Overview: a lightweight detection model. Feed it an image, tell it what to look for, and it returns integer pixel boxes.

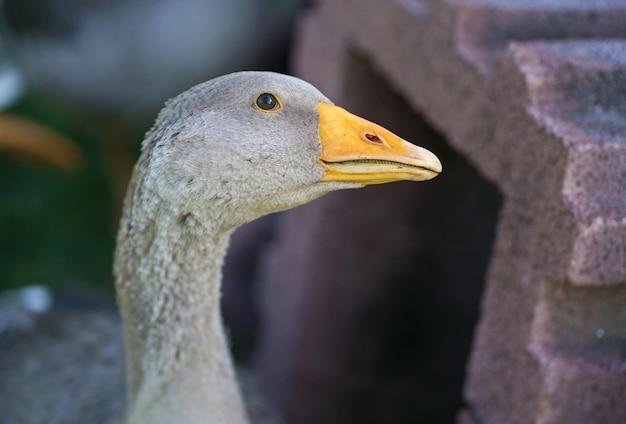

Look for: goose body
[2,71,441,423]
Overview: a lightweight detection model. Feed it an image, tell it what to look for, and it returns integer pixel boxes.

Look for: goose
[1,71,441,424]
[115,71,441,423]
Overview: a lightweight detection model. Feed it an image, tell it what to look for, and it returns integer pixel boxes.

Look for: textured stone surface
[255,0,626,423]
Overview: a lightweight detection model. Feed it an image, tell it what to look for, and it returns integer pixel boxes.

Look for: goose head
[134,71,441,233]
[116,71,442,422]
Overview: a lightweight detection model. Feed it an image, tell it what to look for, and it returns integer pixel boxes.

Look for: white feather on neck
[115,185,247,423]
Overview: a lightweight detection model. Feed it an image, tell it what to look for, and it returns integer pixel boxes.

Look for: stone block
[255,1,626,423]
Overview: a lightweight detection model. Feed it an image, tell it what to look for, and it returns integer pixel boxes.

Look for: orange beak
[317,103,441,184]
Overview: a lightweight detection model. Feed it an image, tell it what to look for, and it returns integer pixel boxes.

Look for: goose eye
[255,93,281,111]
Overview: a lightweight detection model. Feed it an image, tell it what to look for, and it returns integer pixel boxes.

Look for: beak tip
[417,145,442,177]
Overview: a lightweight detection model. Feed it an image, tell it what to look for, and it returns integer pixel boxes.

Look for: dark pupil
[257,93,277,110]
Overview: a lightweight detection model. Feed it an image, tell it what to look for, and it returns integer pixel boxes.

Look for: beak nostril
[364,132,384,145]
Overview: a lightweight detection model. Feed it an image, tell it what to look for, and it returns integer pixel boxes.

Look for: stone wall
[254,1,626,423]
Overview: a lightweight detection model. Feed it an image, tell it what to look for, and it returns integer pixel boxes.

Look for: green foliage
[0,93,127,293]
